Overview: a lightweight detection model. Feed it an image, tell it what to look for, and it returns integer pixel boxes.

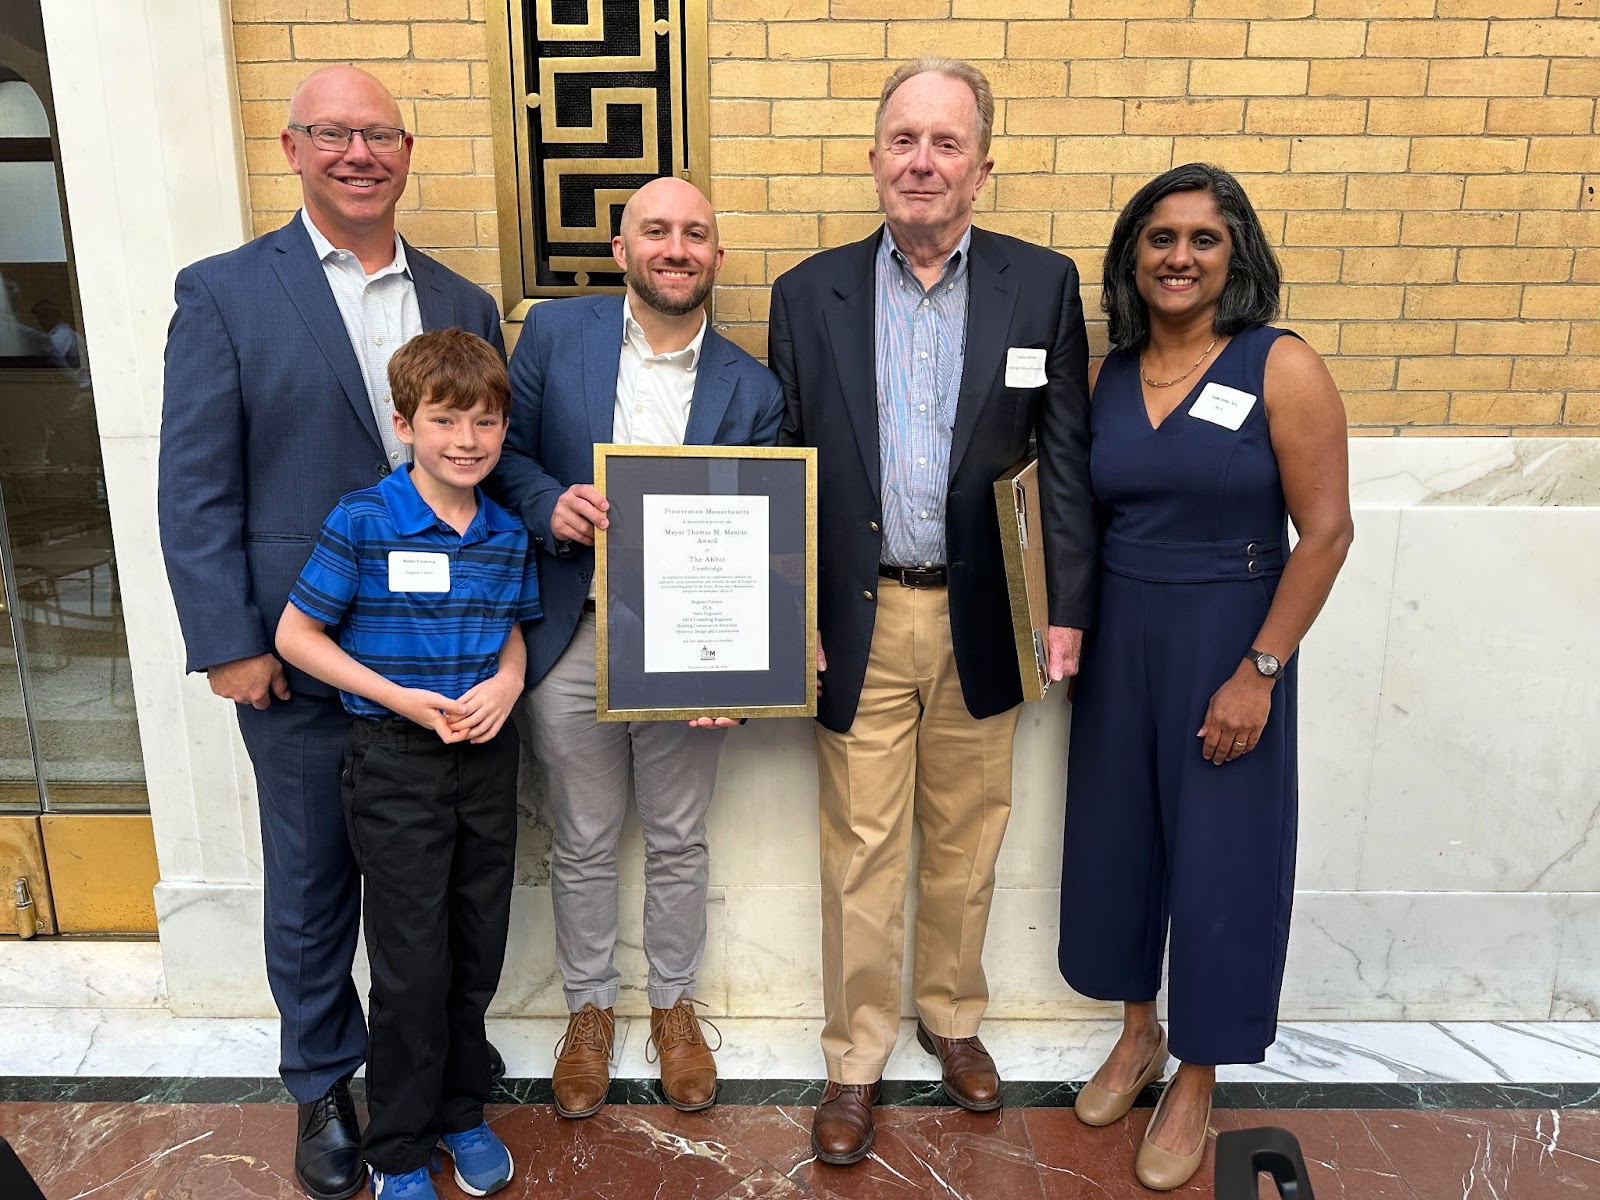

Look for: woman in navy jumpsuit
[1058,164,1354,1191]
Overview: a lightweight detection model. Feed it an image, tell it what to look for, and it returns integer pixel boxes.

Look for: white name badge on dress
[1189,382,1257,431]
[388,551,450,592]
[1005,347,1048,389]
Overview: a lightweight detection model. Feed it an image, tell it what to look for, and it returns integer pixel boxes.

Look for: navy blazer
[770,226,1096,733]
[158,215,505,696]
[487,293,785,689]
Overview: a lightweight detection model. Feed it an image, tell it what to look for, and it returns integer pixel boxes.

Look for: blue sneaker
[369,1163,438,1199]
[438,1122,514,1196]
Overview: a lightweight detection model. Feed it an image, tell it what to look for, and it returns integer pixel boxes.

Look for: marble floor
[4,938,1600,1197]
[5,1099,1600,1199]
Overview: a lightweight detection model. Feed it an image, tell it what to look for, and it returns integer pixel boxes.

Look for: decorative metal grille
[488,0,709,319]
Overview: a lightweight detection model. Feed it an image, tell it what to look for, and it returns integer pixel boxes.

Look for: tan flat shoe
[1074,1028,1168,1127]
[1134,1082,1211,1192]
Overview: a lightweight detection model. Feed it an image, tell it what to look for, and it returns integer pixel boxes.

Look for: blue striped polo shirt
[289,465,541,719]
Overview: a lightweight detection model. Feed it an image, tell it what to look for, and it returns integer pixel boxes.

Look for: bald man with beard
[488,177,783,1118]
[159,66,505,1200]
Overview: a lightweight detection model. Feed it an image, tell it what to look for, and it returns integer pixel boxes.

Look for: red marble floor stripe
[3,1102,1600,1199]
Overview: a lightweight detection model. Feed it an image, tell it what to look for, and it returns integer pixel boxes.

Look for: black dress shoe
[294,1078,365,1200]
[488,1041,506,1086]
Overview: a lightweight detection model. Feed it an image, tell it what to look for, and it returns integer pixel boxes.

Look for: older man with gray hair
[770,57,1097,1163]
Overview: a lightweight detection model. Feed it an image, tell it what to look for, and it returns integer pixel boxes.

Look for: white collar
[300,208,409,279]
[622,294,706,369]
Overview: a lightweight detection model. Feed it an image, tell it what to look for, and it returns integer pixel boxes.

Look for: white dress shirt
[589,298,707,596]
[300,209,421,469]
[612,296,706,449]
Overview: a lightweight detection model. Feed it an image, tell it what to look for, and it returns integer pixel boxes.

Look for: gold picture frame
[594,443,818,722]
[994,454,1052,702]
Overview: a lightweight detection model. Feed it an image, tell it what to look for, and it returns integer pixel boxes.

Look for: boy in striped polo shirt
[276,328,539,1200]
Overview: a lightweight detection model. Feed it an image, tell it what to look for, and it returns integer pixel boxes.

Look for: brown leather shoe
[552,1003,614,1119]
[649,997,720,1112]
[811,1080,878,1165]
[916,1022,1002,1112]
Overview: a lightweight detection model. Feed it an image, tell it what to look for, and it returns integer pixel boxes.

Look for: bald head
[619,177,717,243]
[611,176,722,321]
[287,65,403,130]
[281,65,412,264]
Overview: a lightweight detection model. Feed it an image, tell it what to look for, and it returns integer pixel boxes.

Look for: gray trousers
[525,613,726,1011]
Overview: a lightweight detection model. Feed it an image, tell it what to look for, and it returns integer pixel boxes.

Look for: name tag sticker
[388,551,450,593]
[1005,347,1048,389]
[1189,382,1257,431]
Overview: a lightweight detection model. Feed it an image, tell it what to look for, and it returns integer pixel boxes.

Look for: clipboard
[993,454,1051,702]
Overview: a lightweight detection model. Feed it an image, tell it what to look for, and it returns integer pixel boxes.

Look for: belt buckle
[902,566,941,589]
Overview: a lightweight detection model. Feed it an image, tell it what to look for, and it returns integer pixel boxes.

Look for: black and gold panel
[488,0,710,320]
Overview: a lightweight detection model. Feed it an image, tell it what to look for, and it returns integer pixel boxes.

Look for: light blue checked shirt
[300,209,421,471]
[875,224,970,568]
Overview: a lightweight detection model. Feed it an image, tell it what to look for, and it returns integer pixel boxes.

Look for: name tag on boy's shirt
[388,551,450,592]
[1189,382,1257,431]
[1005,347,1048,389]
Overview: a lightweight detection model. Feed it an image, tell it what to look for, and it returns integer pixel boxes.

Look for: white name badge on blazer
[388,551,450,592]
[1189,382,1257,431]
[1005,347,1048,388]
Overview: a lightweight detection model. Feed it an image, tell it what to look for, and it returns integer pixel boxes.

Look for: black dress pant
[342,718,519,1173]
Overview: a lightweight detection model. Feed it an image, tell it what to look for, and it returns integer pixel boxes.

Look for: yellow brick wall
[232,1,1600,435]
[232,0,500,304]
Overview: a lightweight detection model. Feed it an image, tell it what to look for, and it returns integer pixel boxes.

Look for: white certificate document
[643,495,769,674]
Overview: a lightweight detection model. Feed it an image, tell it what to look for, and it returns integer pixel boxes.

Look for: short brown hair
[875,57,995,156]
[387,328,509,422]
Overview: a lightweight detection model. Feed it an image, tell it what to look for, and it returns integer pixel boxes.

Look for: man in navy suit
[769,57,1096,1163]
[489,177,782,1120]
[158,65,503,1200]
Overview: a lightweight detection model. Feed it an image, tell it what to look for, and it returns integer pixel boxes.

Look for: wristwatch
[1246,647,1281,679]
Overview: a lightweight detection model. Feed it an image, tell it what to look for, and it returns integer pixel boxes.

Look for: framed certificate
[593,444,818,721]
[994,454,1052,702]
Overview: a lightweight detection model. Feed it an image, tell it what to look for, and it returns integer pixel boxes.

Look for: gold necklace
[1140,337,1219,389]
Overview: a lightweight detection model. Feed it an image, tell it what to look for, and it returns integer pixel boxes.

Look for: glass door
[0,12,156,936]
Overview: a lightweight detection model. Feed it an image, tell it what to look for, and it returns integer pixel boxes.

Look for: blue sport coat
[158,215,505,696]
[487,293,785,689]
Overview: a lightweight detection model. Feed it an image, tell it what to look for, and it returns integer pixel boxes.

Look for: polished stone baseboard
[1,1073,1595,1111]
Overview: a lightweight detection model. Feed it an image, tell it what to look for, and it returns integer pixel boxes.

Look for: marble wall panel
[1295,508,1400,892]
[0,940,166,1009]
[1282,891,1566,1021]
[152,879,1586,1023]
[1000,693,1072,890]
[705,720,819,888]
[1357,510,1600,893]
[722,885,825,1018]
[1348,437,1600,507]
[1553,893,1600,1021]
[154,882,273,1018]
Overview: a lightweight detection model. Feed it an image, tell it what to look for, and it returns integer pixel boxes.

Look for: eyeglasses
[288,123,408,154]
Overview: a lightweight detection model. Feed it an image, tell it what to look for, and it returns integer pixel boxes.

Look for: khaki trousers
[815,583,1020,1084]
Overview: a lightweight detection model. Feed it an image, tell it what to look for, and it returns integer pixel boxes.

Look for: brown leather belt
[583,598,598,612]
[878,563,947,588]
